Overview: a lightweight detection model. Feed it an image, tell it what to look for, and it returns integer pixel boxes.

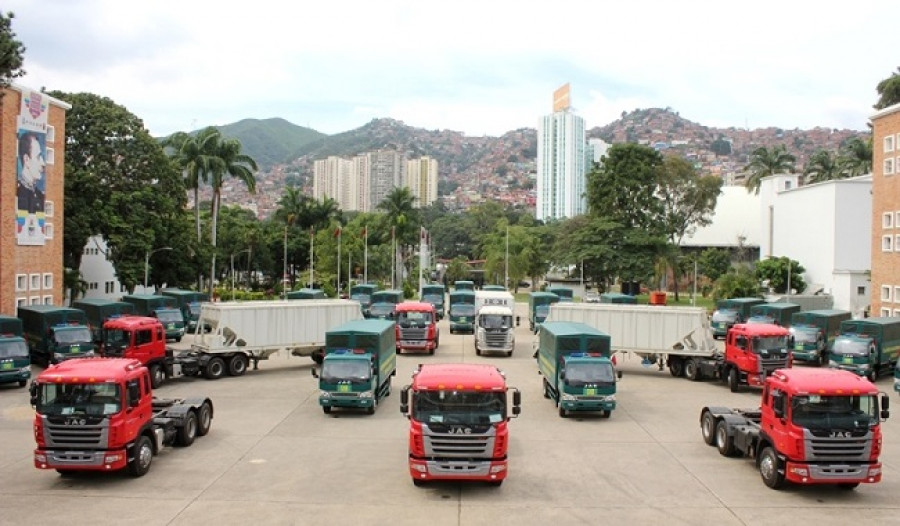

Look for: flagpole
[309,228,314,289]
[419,226,424,297]
[336,226,341,295]
[364,226,368,284]
[391,226,396,289]
[504,225,509,289]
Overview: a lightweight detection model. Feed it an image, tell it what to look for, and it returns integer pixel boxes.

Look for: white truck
[187,300,364,379]
[545,303,718,377]
[474,290,517,356]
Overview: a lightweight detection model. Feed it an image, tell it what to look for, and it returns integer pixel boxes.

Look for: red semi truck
[400,363,521,486]
[30,358,213,477]
[394,302,439,354]
[684,323,792,391]
[101,316,202,388]
[700,368,889,489]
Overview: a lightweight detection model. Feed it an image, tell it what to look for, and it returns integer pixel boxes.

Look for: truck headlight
[20,367,31,374]
[859,364,870,370]
[84,350,95,357]
[602,395,616,403]
[54,353,65,361]
[359,390,374,399]
[561,393,576,401]
[320,391,331,399]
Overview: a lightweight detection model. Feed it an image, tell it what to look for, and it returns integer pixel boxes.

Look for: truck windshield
[792,394,877,430]
[747,316,774,325]
[831,338,869,357]
[565,362,615,386]
[0,340,28,358]
[413,390,506,425]
[157,311,183,323]
[479,314,511,329]
[320,360,371,383]
[712,310,738,323]
[37,382,122,417]
[54,327,92,344]
[535,305,551,318]
[351,293,371,304]
[189,303,202,316]
[397,311,433,326]
[423,294,443,304]
[791,327,819,344]
[753,336,788,353]
[450,304,476,317]
[369,304,394,317]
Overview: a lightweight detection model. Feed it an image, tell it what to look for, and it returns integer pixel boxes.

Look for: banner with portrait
[16,90,48,246]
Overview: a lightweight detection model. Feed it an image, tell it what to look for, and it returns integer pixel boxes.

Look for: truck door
[123,376,149,441]
[133,328,153,364]
[729,333,753,372]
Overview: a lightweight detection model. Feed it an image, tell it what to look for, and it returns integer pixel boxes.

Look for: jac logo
[66,417,87,426]
[485,299,506,305]
[830,431,851,438]
[449,427,472,434]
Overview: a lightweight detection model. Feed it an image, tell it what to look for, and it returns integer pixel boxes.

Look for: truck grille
[804,429,872,461]
[759,356,789,376]
[399,327,427,340]
[424,426,495,457]
[42,415,109,449]
[484,331,508,347]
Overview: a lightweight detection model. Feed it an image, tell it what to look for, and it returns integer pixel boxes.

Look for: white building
[682,185,762,248]
[406,156,439,208]
[74,236,156,301]
[536,112,586,221]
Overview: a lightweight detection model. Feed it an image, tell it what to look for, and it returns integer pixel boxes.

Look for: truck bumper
[791,350,819,362]
[561,400,616,413]
[165,328,185,340]
[784,460,882,485]
[0,368,30,384]
[319,394,374,409]
[894,377,900,393]
[409,457,507,483]
[398,340,436,352]
[450,323,474,334]
[34,447,128,472]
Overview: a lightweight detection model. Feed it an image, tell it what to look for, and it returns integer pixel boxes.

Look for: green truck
[600,292,636,304]
[121,294,186,342]
[711,297,765,339]
[830,317,900,381]
[161,289,210,332]
[454,280,475,292]
[312,319,396,414]
[482,285,506,292]
[420,284,446,320]
[17,305,95,366]
[0,315,30,387]
[350,284,379,318]
[537,321,621,418]
[789,309,852,365]
[548,286,574,302]
[747,302,801,327]
[72,298,135,344]
[369,289,404,320]
[528,291,559,333]
[448,290,477,334]
[286,288,326,300]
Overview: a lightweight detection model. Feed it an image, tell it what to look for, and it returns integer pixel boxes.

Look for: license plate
[401,341,425,347]
[1,362,12,370]
[843,356,853,364]
[71,345,80,353]
[794,344,803,351]
[167,323,175,329]
[338,384,350,393]
[584,388,596,396]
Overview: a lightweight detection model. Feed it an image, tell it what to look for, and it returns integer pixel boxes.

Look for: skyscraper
[406,156,439,208]
[536,83,586,221]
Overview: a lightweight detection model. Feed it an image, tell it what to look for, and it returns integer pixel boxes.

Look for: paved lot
[2,302,900,525]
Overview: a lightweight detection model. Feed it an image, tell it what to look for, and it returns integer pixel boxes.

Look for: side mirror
[617,370,623,379]
[29,381,38,407]
[512,389,521,407]
[311,368,318,378]
[400,385,409,414]
[559,371,566,380]
[882,395,890,420]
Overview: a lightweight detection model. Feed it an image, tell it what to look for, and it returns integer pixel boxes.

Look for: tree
[377,187,419,283]
[743,145,796,195]
[710,138,732,157]
[756,256,806,295]
[445,257,470,284]
[803,149,842,184]
[164,127,223,242]
[838,136,873,177]
[699,248,731,282]
[0,12,26,92]
[711,268,760,301]
[874,67,900,110]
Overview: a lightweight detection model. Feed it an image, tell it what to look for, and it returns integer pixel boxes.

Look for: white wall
[682,185,762,248]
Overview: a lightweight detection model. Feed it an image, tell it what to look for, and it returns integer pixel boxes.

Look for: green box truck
[548,286,574,302]
[789,309,852,365]
[312,319,396,414]
[286,288,326,300]
[600,292,637,304]
[528,291,559,333]
[121,294,186,342]
[17,305,95,366]
[830,317,900,381]
[0,315,30,387]
[454,280,475,292]
[448,290,476,334]
[537,321,621,418]
[160,289,210,332]
[420,284,446,320]
[747,302,801,327]
[72,298,135,344]
[711,297,765,338]
[369,289,404,320]
[350,284,379,318]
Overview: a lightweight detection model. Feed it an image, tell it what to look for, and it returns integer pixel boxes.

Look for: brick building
[0,85,70,316]
[871,102,900,317]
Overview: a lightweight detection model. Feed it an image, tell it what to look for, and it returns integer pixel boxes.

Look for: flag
[309,227,314,238]
[361,226,367,237]
[334,226,342,238]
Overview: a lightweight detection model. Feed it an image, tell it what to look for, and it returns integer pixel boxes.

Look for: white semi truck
[545,303,718,377]
[187,300,364,378]
[474,290,517,356]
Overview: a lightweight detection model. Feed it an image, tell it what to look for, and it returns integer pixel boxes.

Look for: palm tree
[874,67,900,110]
[803,149,841,184]
[163,127,222,241]
[207,137,258,297]
[378,187,418,285]
[743,145,796,194]
[838,136,873,177]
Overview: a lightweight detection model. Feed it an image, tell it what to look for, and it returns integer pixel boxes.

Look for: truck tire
[176,410,198,447]
[700,411,717,446]
[128,435,154,477]
[838,483,860,490]
[668,357,684,377]
[322,406,332,414]
[685,359,702,381]
[867,369,878,382]
[18,379,27,387]
[412,478,426,487]
[367,397,377,415]
[149,364,165,389]
[558,405,568,418]
[715,420,736,457]
[197,402,213,436]
[728,368,740,393]
[600,410,611,418]
[227,354,248,376]
[204,357,226,380]
[475,343,482,356]
[542,378,551,399]
[758,446,785,489]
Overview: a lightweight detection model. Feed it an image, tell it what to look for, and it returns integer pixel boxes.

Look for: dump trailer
[189,299,364,377]
[350,284,378,318]
[700,368,889,490]
[547,286,574,302]
[790,309,852,365]
[31,358,213,477]
[537,321,621,418]
[313,319,396,414]
[121,294,186,342]
[400,363,521,486]
[830,317,900,381]
[448,290,477,334]
[287,288,326,299]
[18,305,95,366]
[72,299,135,344]
[747,303,801,327]
[528,291,559,333]
[160,289,209,332]
[711,298,765,338]
[420,284,446,320]
[0,315,30,387]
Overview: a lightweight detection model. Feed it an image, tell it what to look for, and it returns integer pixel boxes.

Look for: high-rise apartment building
[406,156,438,208]
[870,102,900,317]
[368,150,405,210]
[313,155,367,212]
[536,84,587,221]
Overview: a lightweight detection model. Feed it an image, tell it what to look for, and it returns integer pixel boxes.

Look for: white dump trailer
[186,300,364,379]
[545,303,718,374]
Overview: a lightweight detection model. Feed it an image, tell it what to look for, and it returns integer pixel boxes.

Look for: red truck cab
[101,316,169,388]
[395,302,439,354]
[724,323,791,391]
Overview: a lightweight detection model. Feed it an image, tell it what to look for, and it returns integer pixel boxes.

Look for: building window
[886,213,895,229]
[44,223,54,239]
[46,147,54,165]
[784,180,792,190]
[16,297,28,309]
[884,235,894,252]
[882,308,892,317]
[43,295,53,305]
[885,134,895,153]
[43,273,53,290]
[16,274,27,291]
[886,157,896,176]
[895,286,900,302]
[857,286,866,295]
[46,125,55,142]
[30,296,41,305]
[30,273,41,290]
[883,286,893,302]
[895,309,900,317]
[45,201,54,217]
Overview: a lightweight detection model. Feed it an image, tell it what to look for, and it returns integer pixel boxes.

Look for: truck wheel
[197,402,213,436]
[227,355,248,376]
[542,379,551,399]
[685,359,702,381]
[18,380,27,387]
[322,406,332,415]
[204,357,226,380]
[867,369,878,382]
[600,410,611,418]
[412,478,426,487]
[176,410,198,447]
[669,358,684,377]
[715,420,736,457]
[728,368,740,393]
[758,446,785,489]
[475,343,482,356]
[367,398,377,415]
[128,435,154,477]
[312,350,324,365]
[149,364,165,389]
[558,405,568,418]
[175,336,182,343]
[487,480,503,487]
[506,350,513,357]
[700,411,717,446]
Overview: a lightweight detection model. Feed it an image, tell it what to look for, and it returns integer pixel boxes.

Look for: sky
[7,1,899,138]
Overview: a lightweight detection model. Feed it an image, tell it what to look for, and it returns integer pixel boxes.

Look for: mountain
[211,118,325,168]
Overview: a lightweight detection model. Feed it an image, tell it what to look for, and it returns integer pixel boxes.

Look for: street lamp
[144,247,173,290]
[231,249,252,301]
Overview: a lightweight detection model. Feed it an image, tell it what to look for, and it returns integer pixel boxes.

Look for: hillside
[212,118,325,168]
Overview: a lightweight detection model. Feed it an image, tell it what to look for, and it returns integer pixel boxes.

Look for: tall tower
[536,83,586,221]
[406,156,439,208]
[367,150,406,210]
